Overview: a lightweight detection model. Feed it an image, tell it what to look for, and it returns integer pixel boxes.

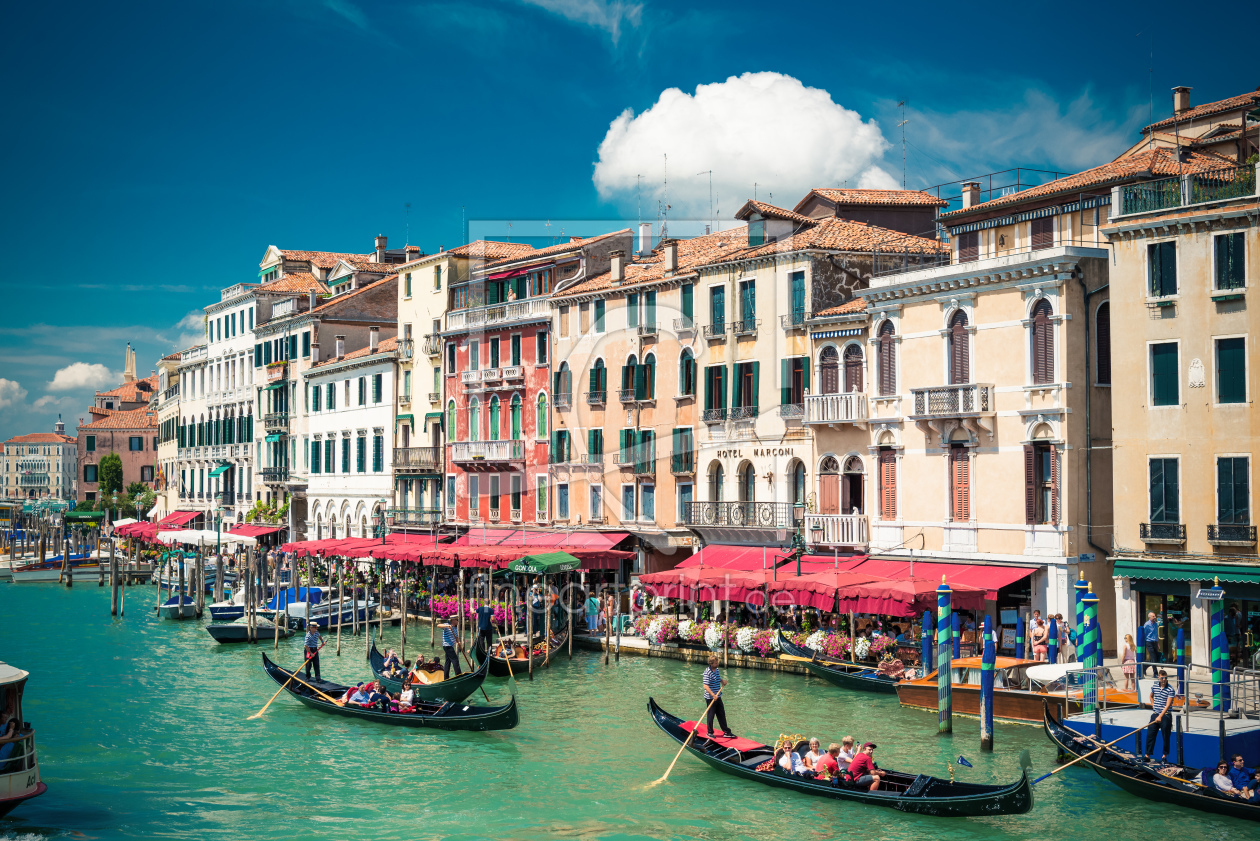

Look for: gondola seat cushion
[679,722,765,752]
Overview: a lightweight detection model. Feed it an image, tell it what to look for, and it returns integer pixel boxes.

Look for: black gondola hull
[260,653,517,731]
[1042,703,1259,822]
[778,633,902,694]
[368,639,488,703]
[484,632,568,678]
[647,698,1032,817]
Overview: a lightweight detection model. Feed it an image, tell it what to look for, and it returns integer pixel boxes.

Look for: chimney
[638,222,652,257]
[308,290,316,311]
[369,326,379,353]
[335,335,346,360]
[663,241,678,274]
[311,343,320,364]
[961,182,982,209]
[1173,86,1193,114]
[610,250,624,285]
[375,235,387,262]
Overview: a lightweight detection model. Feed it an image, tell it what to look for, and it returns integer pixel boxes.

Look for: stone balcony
[805,514,869,548]
[446,297,551,331]
[804,393,868,427]
[450,440,525,465]
[908,383,995,440]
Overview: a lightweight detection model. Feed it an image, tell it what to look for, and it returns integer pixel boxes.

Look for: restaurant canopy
[453,529,629,551]
[811,557,1036,601]
[507,551,582,575]
[765,571,891,611]
[674,545,796,571]
[835,577,986,617]
[158,529,257,548]
[157,510,201,528]
[229,524,281,538]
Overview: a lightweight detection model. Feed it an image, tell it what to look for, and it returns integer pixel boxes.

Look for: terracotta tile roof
[739,217,946,258]
[797,188,950,210]
[257,272,330,295]
[482,229,633,271]
[1189,129,1244,146]
[310,275,398,313]
[347,259,396,273]
[162,351,181,361]
[734,200,817,224]
[97,375,158,402]
[310,336,399,369]
[812,298,868,317]
[940,147,1240,219]
[80,408,157,430]
[1142,91,1260,134]
[555,228,752,298]
[447,240,537,260]
[277,250,372,269]
[3,432,77,445]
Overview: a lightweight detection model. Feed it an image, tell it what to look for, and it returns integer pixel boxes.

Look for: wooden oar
[281,667,347,706]
[249,642,324,720]
[1034,720,1156,783]
[648,689,723,788]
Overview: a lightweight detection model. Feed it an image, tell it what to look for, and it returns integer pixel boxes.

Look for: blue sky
[0,0,1255,443]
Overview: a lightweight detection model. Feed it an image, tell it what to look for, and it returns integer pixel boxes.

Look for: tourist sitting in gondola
[837,736,856,763]
[1228,754,1258,802]
[1213,761,1247,798]
[813,743,842,781]
[803,738,824,771]
[848,742,886,791]
[776,736,807,776]
[381,650,405,679]
[342,683,369,705]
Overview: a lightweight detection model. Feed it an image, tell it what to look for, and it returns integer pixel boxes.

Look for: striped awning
[810,327,865,339]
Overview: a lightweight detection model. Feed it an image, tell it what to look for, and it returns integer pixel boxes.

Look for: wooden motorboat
[157,595,198,619]
[0,661,47,818]
[206,616,293,643]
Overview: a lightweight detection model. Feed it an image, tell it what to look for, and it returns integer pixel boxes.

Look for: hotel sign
[713,447,797,459]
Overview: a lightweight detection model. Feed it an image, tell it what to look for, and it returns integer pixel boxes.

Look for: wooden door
[819,473,840,515]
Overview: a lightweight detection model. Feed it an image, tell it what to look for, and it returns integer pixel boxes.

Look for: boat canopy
[267,586,323,610]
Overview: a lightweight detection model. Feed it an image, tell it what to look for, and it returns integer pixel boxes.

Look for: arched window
[622,354,638,395]
[876,321,896,396]
[1030,299,1054,384]
[819,456,840,514]
[948,311,969,384]
[679,349,695,396]
[510,393,522,440]
[738,461,755,503]
[537,393,548,437]
[468,397,480,443]
[642,353,656,400]
[589,359,606,397]
[489,396,501,441]
[843,344,864,393]
[791,460,806,507]
[447,400,457,442]
[819,346,840,394]
[1095,302,1111,385]
[843,456,864,515]
[709,461,724,502]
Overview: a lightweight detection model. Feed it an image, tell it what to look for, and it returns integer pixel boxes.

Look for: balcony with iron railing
[161,384,180,405]
[1140,522,1186,544]
[908,384,995,419]
[216,490,235,507]
[671,452,695,475]
[446,297,552,330]
[399,393,412,407]
[394,446,442,473]
[428,391,441,403]
[585,389,607,407]
[387,508,442,527]
[701,408,726,423]
[732,318,760,337]
[1114,163,1258,218]
[263,412,289,433]
[804,393,868,425]
[778,403,804,420]
[780,311,806,331]
[450,440,525,463]
[1207,524,1256,546]
[580,453,603,467]
[260,467,289,484]
[703,323,727,340]
[674,316,695,332]
[618,388,637,403]
[806,514,869,547]
[422,334,442,356]
[729,406,758,421]
[685,501,801,530]
[398,339,414,360]
[637,322,658,338]
[555,393,572,410]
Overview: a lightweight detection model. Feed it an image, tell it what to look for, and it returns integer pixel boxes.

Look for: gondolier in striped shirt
[303,622,322,681]
[702,655,735,739]
[1143,669,1177,762]
[439,620,463,680]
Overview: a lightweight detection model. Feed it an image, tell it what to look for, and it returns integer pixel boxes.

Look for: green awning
[265,433,283,443]
[208,463,232,478]
[396,414,414,426]
[64,511,106,523]
[424,412,443,422]
[507,551,582,575]
[1113,559,1260,586]
[263,382,285,391]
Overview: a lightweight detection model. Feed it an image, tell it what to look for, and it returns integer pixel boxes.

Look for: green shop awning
[1113,559,1260,586]
[65,511,105,523]
[507,551,582,575]
[208,463,232,478]
[263,382,285,391]
[424,412,443,422]
[264,433,283,443]
[396,414,414,426]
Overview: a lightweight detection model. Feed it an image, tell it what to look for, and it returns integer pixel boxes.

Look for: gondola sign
[1195,588,1224,601]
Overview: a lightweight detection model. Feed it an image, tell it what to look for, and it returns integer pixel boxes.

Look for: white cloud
[594,73,892,216]
[33,395,80,412]
[0,379,26,410]
[47,362,118,393]
[520,0,642,44]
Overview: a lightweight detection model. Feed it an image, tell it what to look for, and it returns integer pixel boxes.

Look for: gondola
[482,630,569,678]
[206,617,293,643]
[260,653,518,732]
[647,698,1033,817]
[777,632,902,694]
[1042,702,1259,822]
[369,638,488,703]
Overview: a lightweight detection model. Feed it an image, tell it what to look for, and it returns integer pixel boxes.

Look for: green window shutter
[731,363,743,409]
[682,284,693,319]
[790,272,805,319]
[634,362,646,399]
[590,367,599,391]
[627,293,638,327]
[751,361,759,409]
[302,332,311,357]
[719,366,727,409]
[594,300,605,331]
[672,428,681,470]
[490,399,501,440]
[311,441,320,473]
[1151,343,1178,406]
[619,429,630,462]
[645,291,657,327]
[264,343,272,365]
[373,374,382,402]
[712,287,725,327]
[704,367,713,410]
[588,429,597,457]
[803,358,811,393]
[1217,338,1246,403]
[289,335,297,360]
[781,359,790,406]
[255,343,262,365]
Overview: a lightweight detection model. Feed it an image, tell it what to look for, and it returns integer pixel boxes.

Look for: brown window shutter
[1050,444,1060,525]
[844,344,863,393]
[1032,300,1053,384]
[1031,216,1054,250]
[878,323,896,396]
[840,473,851,513]
[879,449,896,520]
[958,231,978,262]
[950,447,970,521]
[1095,302,1111,385]
[1024,444,1037,524]
[950,313,969,384]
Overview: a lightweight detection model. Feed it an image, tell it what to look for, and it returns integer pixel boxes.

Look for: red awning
[487,268,529,280]
[831,558,1036,600]
[157,510,201,528]
[453,529,630,550]
[675,545,795,571]
[229,525,280,538]
[453,529,520,546]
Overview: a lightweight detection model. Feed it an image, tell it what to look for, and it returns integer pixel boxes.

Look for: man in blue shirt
[702,655,735,739]
[1141,612,1161,676]
[303,621,322,681]
[473,602,496,660]
[1143,670,1177,762]
[439,620,463,680]
[1228,754,1258,802]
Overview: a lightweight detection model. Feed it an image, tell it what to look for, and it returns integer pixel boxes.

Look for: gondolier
[702,655,734,738]
[439,620,463,680]
[1143,669,1176,762]
[303,622,322,681]
[473,601,496,658]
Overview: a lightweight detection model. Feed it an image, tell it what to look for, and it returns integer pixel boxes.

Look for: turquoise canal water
[0,582,1247,840]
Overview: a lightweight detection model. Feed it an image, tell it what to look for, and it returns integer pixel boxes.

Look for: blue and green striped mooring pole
[937,576,953,735]
[1081,585,1100,712]
[1208,577,1225,711]
[1074,577,1088,655]
[980,614,995,752]
[1015,617,1025,661]
[952,612,961,659]
[1047,613,1058,663]
[922,609,933,675]
[1175,626,1186,696]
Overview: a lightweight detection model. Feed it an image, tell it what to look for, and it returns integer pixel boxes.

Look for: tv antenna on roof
[405,202,411,245]
[697,170,713,234]
[659,154,671,239]
[897,101,909,188]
